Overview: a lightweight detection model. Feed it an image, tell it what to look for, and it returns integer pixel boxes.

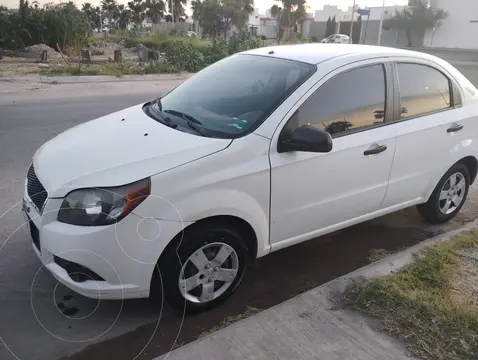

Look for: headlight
[57,178,150,226]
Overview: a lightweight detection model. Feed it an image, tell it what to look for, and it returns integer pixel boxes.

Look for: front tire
[417,163,470,224]
[153,222,248,313]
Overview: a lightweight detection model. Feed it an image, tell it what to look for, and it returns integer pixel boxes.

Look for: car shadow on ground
[60,207,453,360]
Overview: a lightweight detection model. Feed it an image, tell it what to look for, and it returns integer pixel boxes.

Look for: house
[423,0,478,49]
[310,4,409,45]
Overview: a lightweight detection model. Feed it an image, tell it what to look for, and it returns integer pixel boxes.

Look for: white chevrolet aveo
[23,44,478,313]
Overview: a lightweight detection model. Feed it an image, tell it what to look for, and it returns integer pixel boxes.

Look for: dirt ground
[0,43,139,76]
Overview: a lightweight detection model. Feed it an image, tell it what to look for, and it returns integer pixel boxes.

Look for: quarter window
[397,63,451,118]
[295,64,387,136]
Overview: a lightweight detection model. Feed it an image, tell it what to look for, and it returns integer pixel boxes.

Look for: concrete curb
[153,219,478,360]
[0,73,193,85]
[321,218,478,296]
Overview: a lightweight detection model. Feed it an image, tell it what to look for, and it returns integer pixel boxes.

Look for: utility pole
[349,0,356,43]
[170,0,175,28]
[99,8,103,31]
[377,0,386,45]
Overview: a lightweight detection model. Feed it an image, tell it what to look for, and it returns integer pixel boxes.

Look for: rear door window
[396,63,452,119]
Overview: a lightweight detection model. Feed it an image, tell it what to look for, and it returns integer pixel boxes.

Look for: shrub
[227,30,265,55]
[203,38,229,65]
[163,40,205,72]
[143,59,181,74]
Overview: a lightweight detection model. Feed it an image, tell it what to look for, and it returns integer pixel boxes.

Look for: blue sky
[1,0,407,12]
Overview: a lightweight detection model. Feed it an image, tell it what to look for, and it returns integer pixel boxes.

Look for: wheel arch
[149,215,260,293]
[458,156,478,184]
[425,155,478,202]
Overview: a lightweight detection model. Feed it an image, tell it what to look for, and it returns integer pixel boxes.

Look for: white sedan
[321,34,350,43]
[23,44,478,313]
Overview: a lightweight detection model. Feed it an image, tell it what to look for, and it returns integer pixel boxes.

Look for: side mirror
[278,125,333,153]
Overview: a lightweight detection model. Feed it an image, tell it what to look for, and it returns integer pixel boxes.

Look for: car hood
[33,104,232,198]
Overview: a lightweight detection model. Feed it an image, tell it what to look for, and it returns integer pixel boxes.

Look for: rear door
[382,58,473,208]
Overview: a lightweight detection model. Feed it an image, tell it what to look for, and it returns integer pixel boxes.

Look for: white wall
[249,8,261,28]
[360,5,405,21]
[424,0,478,49]
[315,4,405,23]
[314,5,343,22]
[257,18,277,39]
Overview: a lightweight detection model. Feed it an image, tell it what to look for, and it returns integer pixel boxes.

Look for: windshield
[155,54,316,138]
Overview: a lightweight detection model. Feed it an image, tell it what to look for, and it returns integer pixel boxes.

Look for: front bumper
[22,193,190,300]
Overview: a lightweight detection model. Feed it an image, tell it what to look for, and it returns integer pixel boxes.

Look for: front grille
[27,165,48,212]
[54,256,105,283]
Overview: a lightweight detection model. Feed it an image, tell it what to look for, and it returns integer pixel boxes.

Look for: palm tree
[82,2,100,29]
[115,4,132,29]
[171,0,187,22]
[101,0,118,28]
[190,0,202,32]
[145,0,165,24]
[191,0,202,21]
[128,0,146,27]
[271,0,307,42]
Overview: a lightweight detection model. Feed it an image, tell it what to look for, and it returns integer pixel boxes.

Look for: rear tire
[417,163,470,224]
[151,222,248,314]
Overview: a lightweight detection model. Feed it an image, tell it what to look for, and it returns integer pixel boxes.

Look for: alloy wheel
[438,172,466,215]
[178,242,239,304]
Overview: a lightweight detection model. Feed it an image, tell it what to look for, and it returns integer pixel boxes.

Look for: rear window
[158,54,316,137]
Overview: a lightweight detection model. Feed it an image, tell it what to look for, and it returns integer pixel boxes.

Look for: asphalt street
[1,73,478,360]
[0,82,175,360]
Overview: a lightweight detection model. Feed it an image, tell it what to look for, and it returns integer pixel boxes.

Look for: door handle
[364,145,387,156]
[447,124,463,133]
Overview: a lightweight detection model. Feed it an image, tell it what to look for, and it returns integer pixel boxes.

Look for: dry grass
[197,306,262,339]
[345,230,478,360]
[368,249,394,263]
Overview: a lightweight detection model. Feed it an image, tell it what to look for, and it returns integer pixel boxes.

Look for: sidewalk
[155,220,478,360]
[0,73,193,95]
[0,73,192,85]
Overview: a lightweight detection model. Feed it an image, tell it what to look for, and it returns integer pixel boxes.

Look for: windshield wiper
[163,110,201,124]
[185,119,209,136]
[149,99,177,129]
[163,109,209,136]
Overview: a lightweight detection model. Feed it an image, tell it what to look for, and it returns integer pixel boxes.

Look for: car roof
[242,43,436,66]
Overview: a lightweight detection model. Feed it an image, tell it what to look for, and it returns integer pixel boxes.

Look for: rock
[90,47,104,56]
[38,63,51,68]
[25,44,61,59]
[136,43,147,52]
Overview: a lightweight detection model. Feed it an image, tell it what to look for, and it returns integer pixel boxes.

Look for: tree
[383,0,448,47]
[325,16,332,37]
[270,4,283,43]
[191,0,202,32]
[101,0,118,28]
[220,0,254,39]
[191,0,202,21]
[196,0,221,37]
[270,0,308,43]
[1,0,90,51]
[82,2,100,29]
[195,0,254,39]
[170,0,187,22]
[128,0,146,27]
[145,0,165,24]
[115,4,132,29]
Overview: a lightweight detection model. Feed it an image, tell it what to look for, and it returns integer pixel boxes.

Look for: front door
[269,61,396,246]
